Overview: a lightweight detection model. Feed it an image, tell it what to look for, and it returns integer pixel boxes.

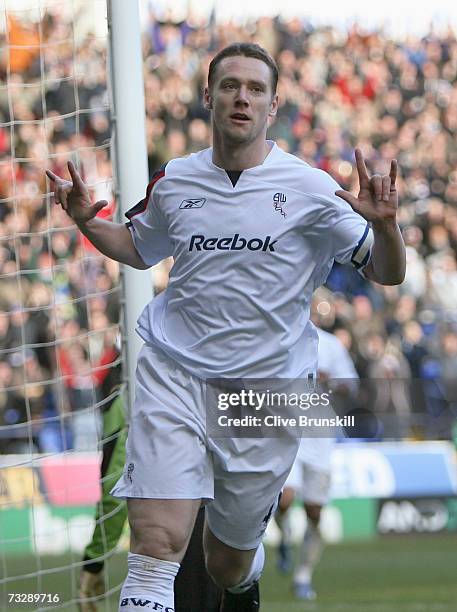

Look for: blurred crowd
[1,9,457,452]
[0,11,119,452]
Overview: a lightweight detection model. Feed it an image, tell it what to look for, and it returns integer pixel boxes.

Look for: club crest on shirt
[180,198,206,209]
[273,192,287,218]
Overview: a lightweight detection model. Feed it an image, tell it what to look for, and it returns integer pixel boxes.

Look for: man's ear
[204,87,212,110]
[268,93,279,118]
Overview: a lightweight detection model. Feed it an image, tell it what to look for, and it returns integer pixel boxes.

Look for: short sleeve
[307,170,373,274]
[125,166,174,267]
[332,203,373,271]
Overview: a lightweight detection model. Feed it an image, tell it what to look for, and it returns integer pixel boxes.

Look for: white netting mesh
[0,0,127,609]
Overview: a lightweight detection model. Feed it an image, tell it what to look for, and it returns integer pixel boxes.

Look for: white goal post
[108,0,151,411]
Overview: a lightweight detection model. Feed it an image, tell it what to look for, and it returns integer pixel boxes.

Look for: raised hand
[335,149,398,226]
[46,161,108,223]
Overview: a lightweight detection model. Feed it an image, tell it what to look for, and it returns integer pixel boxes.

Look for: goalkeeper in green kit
[79,394,127,609]
[78,339,128,610]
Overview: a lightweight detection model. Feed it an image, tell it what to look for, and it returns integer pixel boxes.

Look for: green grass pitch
[2,535,457,611]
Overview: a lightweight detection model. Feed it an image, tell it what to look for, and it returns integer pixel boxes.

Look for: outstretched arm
[335,149,406,285]
[46,161,148,270]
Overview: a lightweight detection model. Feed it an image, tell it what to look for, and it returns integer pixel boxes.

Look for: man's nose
[235,85,249,104]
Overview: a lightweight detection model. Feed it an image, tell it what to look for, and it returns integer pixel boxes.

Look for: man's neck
[212,138,272,170]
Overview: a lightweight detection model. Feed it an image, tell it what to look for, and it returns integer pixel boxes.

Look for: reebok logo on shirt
[180,198,206,209]
[189,234,277,252]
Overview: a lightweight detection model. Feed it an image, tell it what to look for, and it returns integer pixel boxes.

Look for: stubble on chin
[222,123,256,145]
[225,132,252,145]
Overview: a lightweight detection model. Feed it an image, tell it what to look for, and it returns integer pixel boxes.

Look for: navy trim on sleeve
[125,163,168,221]
[351,223,370,269]
[358,249,371,269]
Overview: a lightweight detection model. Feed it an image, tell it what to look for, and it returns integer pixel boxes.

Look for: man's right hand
[46,161,108,224]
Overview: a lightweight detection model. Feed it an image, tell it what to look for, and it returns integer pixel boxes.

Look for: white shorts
[111,343,301,550]
[285,459,331,506]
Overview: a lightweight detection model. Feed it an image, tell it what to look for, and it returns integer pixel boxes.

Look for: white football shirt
[126,142,373,380]
[296,327,359,471]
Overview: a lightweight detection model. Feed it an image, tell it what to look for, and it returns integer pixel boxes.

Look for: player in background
[47,42,405,612]
[276,326,359,601]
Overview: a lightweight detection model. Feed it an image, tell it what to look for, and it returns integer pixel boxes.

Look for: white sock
[294,520,322,584]
[227,543,265,594]
[119,553,179,611]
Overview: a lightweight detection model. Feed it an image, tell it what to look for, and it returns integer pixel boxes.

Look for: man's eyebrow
[219,77,267,88]
[248,80,267,89]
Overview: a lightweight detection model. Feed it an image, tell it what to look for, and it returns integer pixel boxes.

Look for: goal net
[0,0,129,609]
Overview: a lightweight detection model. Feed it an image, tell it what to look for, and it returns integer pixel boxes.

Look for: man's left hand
[335,148,398,227]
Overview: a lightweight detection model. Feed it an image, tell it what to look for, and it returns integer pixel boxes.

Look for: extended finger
[354,148,370,188]
[389,159,398,186]
[382,175,391,201]
[370,174,383,201]
[67,160,86,192]
[46,170,72,193]
[46,169,59,182]
[335,189,361,214]
[92,200,109,215]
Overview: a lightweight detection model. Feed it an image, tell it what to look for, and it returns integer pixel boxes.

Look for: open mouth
[230,113,250,123]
